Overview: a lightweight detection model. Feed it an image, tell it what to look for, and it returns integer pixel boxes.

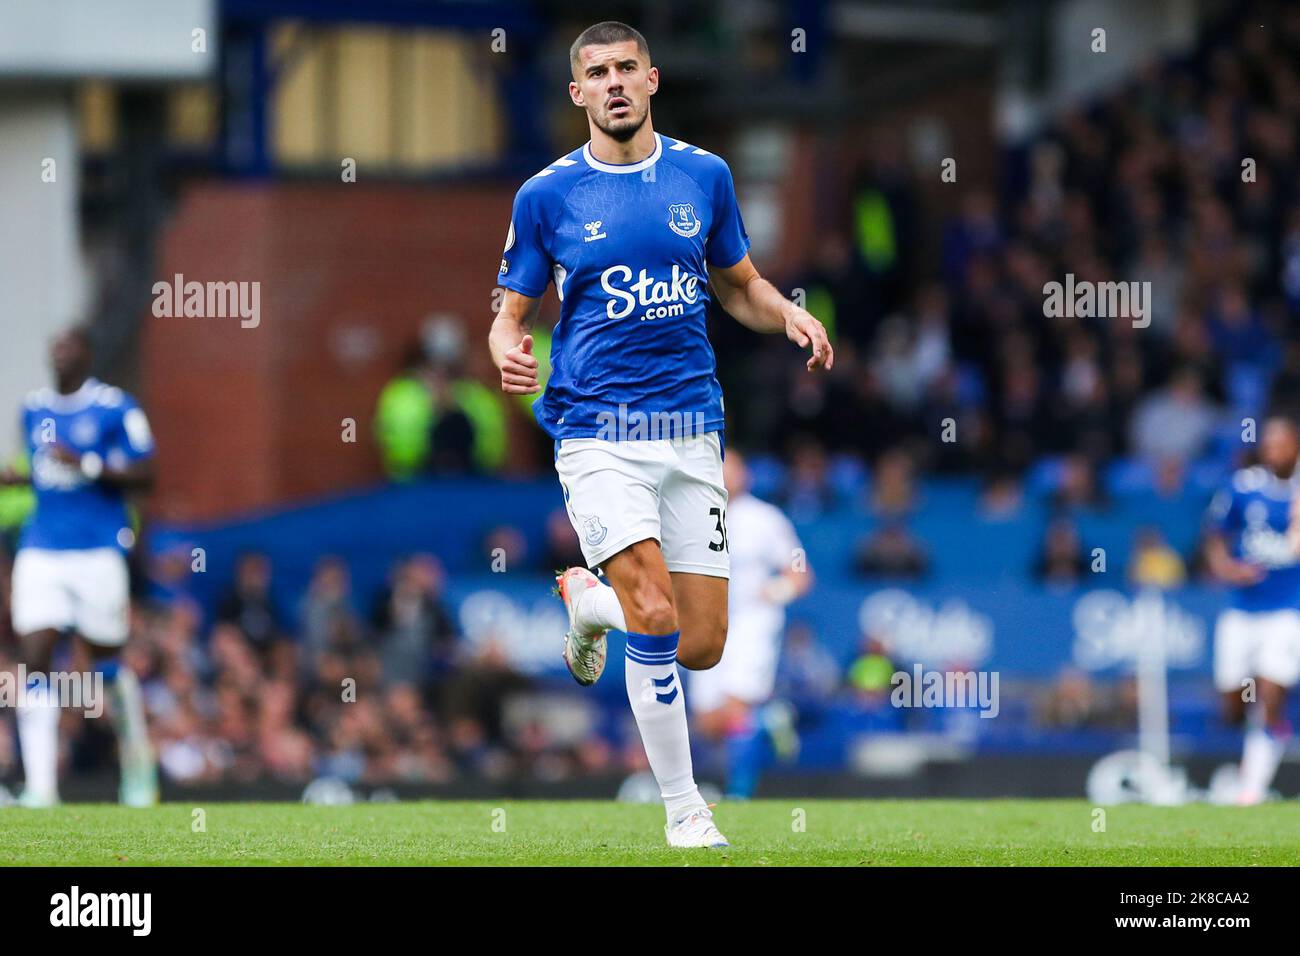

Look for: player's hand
[761,576,799,606]
[500,334,541,395]
[46,444,79,466]
[784,307,834,372]
[1221,559,1266,587]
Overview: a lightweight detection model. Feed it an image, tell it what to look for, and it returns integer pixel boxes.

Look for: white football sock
[109,666,152,768]
[576,578,627,633]
[623,631,706,823]
[1240,725,1287,798]
[16,678,60,801]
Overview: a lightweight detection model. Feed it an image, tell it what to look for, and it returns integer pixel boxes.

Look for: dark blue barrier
[152,476,1229,681]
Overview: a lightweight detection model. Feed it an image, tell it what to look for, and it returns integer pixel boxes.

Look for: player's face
[50,330,90,381]
[569,41,657,142]
[1260,420,1299,473]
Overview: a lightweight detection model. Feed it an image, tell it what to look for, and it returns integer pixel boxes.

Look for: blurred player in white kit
[690,450,811,797]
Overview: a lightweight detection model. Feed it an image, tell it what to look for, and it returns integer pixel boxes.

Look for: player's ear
[568,81,584,107]
[647,65,658,96]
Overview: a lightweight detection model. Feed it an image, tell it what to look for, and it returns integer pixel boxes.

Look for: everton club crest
[668,202,701,238]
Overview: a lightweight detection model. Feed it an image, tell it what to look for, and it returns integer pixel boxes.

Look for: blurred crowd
[710,11,1300,508]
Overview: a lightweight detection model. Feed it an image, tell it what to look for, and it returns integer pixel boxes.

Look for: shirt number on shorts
[708,507,728,552]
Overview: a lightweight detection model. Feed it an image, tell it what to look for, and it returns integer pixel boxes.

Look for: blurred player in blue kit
[1,327,158,807]
[488,21,832,847]
[1204,415,1300,804]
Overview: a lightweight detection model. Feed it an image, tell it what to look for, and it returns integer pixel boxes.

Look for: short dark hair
[569,21,650,75]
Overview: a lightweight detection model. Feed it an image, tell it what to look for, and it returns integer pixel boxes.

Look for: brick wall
[140,181,534,523]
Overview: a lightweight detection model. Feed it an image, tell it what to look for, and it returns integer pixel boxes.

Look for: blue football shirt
[1204,465,1300,611]
[497,133,750,440]
[19,378,154,552]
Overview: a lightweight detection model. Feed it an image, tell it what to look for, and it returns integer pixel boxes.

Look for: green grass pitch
[2,800,1297,866]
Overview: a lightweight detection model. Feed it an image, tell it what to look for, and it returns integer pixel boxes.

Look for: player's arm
[1203,531,1264,587]
[707,255,833,371]
[763,565,814,605]
[1203,486,1262,585]
[763,517,815,604]
[489,290,543,395]
[50,401,156,492]
[95,456,155,492]
[46,443,155,492]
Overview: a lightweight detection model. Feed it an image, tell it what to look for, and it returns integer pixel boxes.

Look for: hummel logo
[583,221,608,242]
[652,673,678,705]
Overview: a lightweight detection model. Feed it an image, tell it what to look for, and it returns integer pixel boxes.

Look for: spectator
[481,525,528,574]
[1050,453,1110,512]
[1034,518,1087,585]
[979,471,1024,520]
[846,635,895,707]
[370,555,457,686]
[373,344,436,481]
[217,551,283,657]
[541,508,584,572]
[299,556,364,674]
[779,438,836,519]
[439,638,531,775]
[1036,667,1136,730]
[776,622,841,701]
[869,446,917,518]
[1129,367,1222,466]
[423,314,508,475]
[1128,526,1187,589]
[792,232,866,346]
[853,523,929,579]
[428,363,479,474]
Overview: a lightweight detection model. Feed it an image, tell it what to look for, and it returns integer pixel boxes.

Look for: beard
[593,103,648,143]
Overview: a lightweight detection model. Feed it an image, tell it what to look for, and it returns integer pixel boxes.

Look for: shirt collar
[582,133,662,174]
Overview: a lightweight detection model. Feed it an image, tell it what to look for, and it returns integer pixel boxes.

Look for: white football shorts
[1214,607,1300,692]
[554,432,730,578]
[11,547,130,647]
[688,611,783,713]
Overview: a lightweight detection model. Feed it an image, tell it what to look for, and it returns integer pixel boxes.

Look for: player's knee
[679,623,726,670]
[624,586,677,636]
[691,642,725,670]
